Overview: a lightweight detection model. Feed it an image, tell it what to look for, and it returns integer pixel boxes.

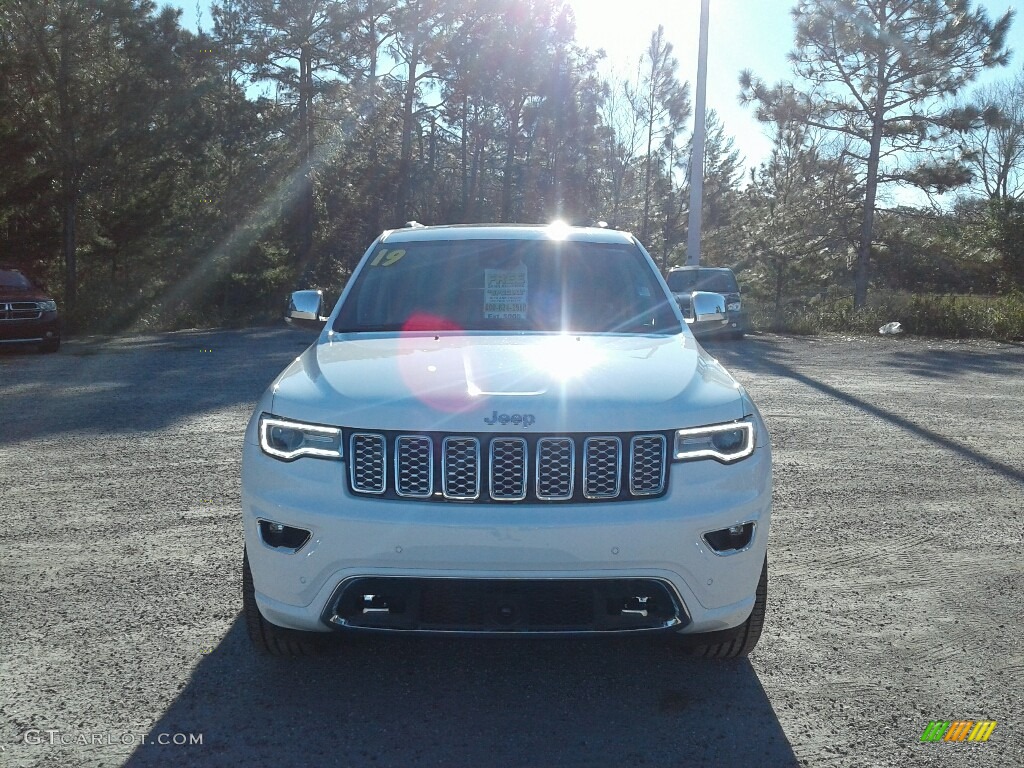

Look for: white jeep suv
[241,224,771,658]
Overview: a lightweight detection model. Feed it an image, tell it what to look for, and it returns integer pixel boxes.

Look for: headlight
[40,300,57,312]
[726,302,741,312]
[259,414,343,461]
[674,420,755,463]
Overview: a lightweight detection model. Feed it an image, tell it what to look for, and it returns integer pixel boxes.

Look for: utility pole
[686,0,710,267]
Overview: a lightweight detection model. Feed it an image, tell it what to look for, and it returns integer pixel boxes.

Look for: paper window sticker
[483,264,529,319]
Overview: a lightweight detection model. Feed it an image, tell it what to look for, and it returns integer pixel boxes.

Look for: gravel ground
[0,329,1021,768]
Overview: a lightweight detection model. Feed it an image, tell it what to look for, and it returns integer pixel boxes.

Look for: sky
[567,0,1023,176]
[569,0,795,173]
[171,0,1024,182]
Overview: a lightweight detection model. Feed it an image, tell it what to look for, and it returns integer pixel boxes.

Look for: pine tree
[741,0,1012,308]
[628,25,689,244]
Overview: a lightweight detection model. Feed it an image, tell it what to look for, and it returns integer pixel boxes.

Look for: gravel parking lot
[1,328,1021,768]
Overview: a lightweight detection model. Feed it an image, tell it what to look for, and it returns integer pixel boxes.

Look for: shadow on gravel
[0,328,312,444]
[125,619,797,768]
[707,336,1024,486]
[879,347,1024,379]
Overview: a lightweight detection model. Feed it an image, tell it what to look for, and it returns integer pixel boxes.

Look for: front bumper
[690,311,745,337]
[0,313,61,344]
[241,440,771,635]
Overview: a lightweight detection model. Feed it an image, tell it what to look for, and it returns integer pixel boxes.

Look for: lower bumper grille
[324,577,687,633]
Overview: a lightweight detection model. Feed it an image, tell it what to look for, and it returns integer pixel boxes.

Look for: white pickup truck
[241,224,771,658]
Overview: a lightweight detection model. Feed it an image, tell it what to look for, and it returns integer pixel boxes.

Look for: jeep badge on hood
[483,411,536,427]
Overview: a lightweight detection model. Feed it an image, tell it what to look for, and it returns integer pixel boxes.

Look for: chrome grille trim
[489,438,528,501]
[395,435,433,498]
[350,433,387,494]
[0,302,43,321]
[629,434,667,496]
[442,437,481,500]
[536,437,574,500]
[346,431,667,502]
[583,437,622,499]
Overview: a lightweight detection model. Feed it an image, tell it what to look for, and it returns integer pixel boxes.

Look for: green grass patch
[749,292,1024,341]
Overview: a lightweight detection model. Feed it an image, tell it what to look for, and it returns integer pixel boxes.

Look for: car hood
[268,333,748,433]
[0,288,50,302]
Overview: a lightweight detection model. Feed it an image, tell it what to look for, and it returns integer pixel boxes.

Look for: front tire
[242,548,325,657]
[40,338,60,353]
[686,555,767,659]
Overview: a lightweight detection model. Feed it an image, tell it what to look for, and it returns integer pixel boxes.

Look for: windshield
[666,269,739,294]
[0,269,34,290]
[334,239,681,334]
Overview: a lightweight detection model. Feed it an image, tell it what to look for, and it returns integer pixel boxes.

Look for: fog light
[703,522,755,554]
[258,519,311,551]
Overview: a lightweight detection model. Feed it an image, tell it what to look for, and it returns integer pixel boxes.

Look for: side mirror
[286,290,328,330]
[672,292,692,321]
[690,291,727,324]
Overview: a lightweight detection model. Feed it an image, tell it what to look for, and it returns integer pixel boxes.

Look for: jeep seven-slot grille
[347,431,668,502]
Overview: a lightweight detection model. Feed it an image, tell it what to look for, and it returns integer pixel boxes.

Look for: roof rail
[404,220,425,228]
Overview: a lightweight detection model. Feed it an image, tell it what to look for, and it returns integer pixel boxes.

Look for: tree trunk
[501,135,516,222]
[61,172,77,319]
[551,62,564,219]
[773,254,785,329]
[468,128,483,221]
[297,45,314,279]
[855,114,884,308]
[396,42,420,224]
[368,0,378,82]
[460,94,469,220]
[57,11,78,326]
[640,79,656,242]
[365,5,382,237]
[855,38,888,309]
[501,98,523,222]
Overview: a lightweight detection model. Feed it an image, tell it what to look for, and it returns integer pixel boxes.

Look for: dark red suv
[0,268,61,352]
